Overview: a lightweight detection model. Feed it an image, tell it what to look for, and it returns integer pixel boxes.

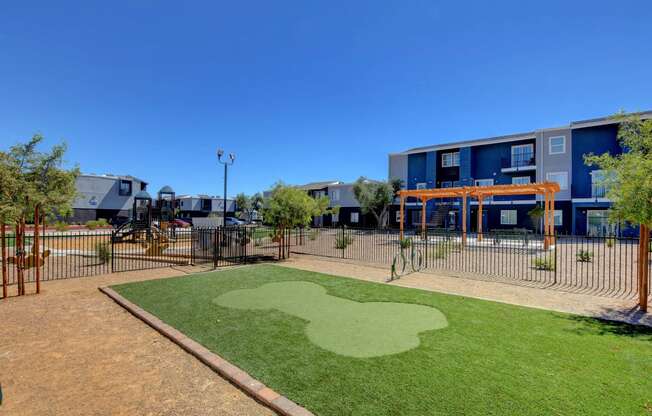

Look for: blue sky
[1,1,650,197]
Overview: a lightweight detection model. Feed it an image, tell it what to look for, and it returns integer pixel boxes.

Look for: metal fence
[1,226,285,291]
[289,226,651,299]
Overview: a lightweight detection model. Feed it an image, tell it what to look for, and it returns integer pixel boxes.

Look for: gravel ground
[289,229,647,299]
[0,266,275,416]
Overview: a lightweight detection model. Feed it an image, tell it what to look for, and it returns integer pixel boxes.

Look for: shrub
[399,237,412,249]
[335,232,353,250]
[95,242,111,264]
[86,220,98,230]
[533,256,555,271]
[576,249,593,262]
[429,243,449,260]
[308,228,319,241]
[54,221,69,232]
[96,218,109,227]
[605,237,615,248]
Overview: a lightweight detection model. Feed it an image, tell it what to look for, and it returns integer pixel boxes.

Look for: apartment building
[176,195,236,221]
[388,111,652,236]
[71,174,148,223]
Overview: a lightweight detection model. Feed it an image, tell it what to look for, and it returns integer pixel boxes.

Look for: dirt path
[0,267,275,416]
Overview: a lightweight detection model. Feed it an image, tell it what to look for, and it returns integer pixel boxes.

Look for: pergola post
[462,190,467,247]
[639,224,649,312]
[543,191,550,250]
[477,195,483,242]
[550,191,556,246]
[399,195,405,240]
[421,197,429,238]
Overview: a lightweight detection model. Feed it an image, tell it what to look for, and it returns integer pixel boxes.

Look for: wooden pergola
[398,182,561,249]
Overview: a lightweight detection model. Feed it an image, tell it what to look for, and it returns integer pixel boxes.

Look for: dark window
[119,180,132,196]
[140,182,147,191]
[201,199,212,211]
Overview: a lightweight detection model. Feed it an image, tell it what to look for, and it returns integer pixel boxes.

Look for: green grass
[113,264,652,416]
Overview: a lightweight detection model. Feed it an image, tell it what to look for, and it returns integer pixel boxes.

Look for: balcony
[591,184,608,198]
[500,152,535,173]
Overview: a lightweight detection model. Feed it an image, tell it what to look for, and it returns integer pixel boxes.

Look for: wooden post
[550,192,556,246]
[1,222,7,299]
[420,197,426,238]
[399,194,404,240]
[34,206,40,294]
[462,191,467,247]
[477,195,483,242]
[543,191,550,250]
[639,225,649,312]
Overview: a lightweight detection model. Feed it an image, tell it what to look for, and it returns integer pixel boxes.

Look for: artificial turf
[113,264,652,416]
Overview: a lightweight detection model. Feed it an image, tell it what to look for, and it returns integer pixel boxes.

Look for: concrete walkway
[283,255,652,327]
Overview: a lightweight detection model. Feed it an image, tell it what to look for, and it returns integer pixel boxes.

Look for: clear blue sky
[1,1,650,197]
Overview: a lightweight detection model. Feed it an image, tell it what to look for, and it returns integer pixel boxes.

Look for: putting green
[213,281,448,358]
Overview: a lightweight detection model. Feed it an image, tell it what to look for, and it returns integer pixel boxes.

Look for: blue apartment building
[388,112,651,236]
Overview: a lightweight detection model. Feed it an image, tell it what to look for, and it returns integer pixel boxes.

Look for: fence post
[341,224,345,259]
[111,230,115,273]
[639,225,650,312]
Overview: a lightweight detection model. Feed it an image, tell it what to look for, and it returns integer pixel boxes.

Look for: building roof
[176,194,232,200]
[295,180,343,190]
[79,173,148,184]
[391,110,652,155]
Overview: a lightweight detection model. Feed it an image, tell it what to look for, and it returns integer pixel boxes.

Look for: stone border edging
[99,286,314,416]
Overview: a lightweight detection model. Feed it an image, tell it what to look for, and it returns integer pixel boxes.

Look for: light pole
[217,149,235,225]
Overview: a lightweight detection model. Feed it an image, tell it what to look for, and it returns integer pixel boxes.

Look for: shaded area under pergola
[397,182,561,249]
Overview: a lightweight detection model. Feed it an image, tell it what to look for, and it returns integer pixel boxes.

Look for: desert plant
[605,236,615,248]
[54,221,69,231]
[85,220,98,230]
[399,237,412,249]
[335,231,353,250]
[96,218,108,227]
[308,228,319,241]
[95,242,111,264]
[533,256,555,271]
[576,249,593,262]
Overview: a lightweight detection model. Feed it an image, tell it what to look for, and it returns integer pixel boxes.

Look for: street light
[217,149,235,225]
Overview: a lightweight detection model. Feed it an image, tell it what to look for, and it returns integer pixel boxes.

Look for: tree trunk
[1,223,7,298]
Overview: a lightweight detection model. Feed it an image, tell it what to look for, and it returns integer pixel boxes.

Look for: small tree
[262,183,333,230]
[584,112,652,228]
[528,204,545,234]
[352,177,403,228]
[235,192,264,222]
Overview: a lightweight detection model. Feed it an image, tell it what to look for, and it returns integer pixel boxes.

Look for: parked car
[225,217,245,226]
[170,219,192,228]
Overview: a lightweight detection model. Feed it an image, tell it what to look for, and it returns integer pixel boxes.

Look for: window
[587,210,617,237]
[453,181,460,187]
[350,212,359,223]
[179,200,184,208]
[591,170,609,197]
[549,136,566,155]
[201,199,212,211]
[416,182,427,190]
[512,176,531,185]
[546,171,568,190]
[442,152,460,167]
[332,212,339,223]
[511,144,534,167]
[395,211,401,222]
[554,210,563,226]
[441,181,452,188]
[474,179,493,187]
[330,189,340,201]
[500,210,517,225]
[119,180,132,196]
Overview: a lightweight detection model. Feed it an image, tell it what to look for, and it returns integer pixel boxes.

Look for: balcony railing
[591,184,608,198]
[501,152,535,169]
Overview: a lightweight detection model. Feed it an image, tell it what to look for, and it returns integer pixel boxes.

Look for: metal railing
[501,152,535,169]
[0,226,286,293]
[289,226,650,299]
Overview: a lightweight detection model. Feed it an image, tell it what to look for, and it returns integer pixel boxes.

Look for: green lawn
[113,264,652,416]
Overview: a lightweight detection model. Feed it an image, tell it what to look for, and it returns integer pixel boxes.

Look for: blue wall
[571,125,621,198]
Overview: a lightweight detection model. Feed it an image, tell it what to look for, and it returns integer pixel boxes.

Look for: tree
[235,192,264,222]
[527,204,545,234]
[0,134,79,296]
[352,177,403,227]
[262,182,333,230]
[584,112,652,228]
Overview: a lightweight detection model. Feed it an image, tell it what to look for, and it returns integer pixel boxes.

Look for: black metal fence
[1,226,284,290]
[289,226,651,299]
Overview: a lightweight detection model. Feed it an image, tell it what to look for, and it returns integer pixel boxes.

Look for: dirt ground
[0,266,275,416]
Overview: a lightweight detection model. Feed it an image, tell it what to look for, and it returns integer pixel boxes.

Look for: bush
[335,232,353,250]
[95,242,111,264]
[308,228,319,241]
[533,256,555,271]
[54,221,69,232]
[86,220,98,230]
[96,218,108,227]
[399,237,412,249]
[605,237,615,248]
[576,249,593,262]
